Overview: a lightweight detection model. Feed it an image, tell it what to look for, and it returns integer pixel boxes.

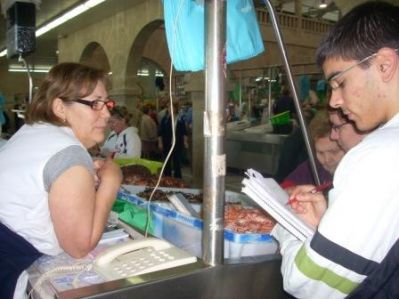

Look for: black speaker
[6,2,36,58]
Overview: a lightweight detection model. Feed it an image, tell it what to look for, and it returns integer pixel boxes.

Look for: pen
[310,181,333,193]
[286,181,333,206]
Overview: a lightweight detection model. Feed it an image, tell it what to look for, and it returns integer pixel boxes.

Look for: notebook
[241,169,315,241]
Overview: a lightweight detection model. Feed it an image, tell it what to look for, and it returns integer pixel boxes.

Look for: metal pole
[268,68,272,120]
[239,72,242,109]
[18,54,33,104]
[202,0,226,266]
[262,0,320,185]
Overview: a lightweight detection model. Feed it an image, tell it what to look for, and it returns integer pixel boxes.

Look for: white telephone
[30,238,197,297]
[93,238,197,280]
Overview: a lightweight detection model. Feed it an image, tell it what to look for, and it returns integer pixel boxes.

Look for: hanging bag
[163,0,265,72]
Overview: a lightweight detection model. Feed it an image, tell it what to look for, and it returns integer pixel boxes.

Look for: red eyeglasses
[71,98,115,111]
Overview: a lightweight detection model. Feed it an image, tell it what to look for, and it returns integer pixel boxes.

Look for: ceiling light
[137,68,149,77]
[36,0,106,37]
[0,0,107,57]
[9,64,52,73]
[319,0,327,9]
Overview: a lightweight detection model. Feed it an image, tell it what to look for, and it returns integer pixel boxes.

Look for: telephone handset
[95,238,171,266]
[93,237,197,280]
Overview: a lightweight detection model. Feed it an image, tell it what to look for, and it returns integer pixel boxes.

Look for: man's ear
[53,98,66,122]
[377,47,399,82]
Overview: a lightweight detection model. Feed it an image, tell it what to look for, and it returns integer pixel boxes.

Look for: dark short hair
[142,105,150,114]
[26,62,107,125]
[316,1,399,67]
[110,105,131,123]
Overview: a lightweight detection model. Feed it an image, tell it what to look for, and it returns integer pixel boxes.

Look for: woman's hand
[94,157,122,188]
[288,185,328,229]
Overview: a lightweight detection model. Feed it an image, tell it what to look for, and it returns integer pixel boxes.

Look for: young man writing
[272,2,399,298]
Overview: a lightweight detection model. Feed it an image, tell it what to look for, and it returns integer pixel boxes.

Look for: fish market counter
[27,186,290,299]
[27,219,289,299]
[226,131,288,176]
[29,242,288,299]
[61,255,286,299]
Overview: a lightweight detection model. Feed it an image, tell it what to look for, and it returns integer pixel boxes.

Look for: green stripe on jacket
[295,245,359,294]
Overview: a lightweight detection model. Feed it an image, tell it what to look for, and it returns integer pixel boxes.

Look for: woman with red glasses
[0,62,122,298]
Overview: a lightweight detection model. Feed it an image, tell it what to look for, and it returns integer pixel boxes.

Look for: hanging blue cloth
[316,79,326,92]
[163,0,265,72]
[299,75,310,102]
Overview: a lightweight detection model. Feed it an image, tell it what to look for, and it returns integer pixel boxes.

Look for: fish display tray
[116,186,278,259]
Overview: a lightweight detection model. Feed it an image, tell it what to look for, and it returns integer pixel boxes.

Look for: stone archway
[79,42,112,88]
[124,19,167,110]
[136,57,167,100]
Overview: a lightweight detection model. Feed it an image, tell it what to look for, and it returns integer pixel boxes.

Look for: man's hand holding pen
[287,183,331,229]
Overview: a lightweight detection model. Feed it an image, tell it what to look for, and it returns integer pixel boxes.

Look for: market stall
[27,160,288,298]
[24,0,320,297]
[226,130,288,176]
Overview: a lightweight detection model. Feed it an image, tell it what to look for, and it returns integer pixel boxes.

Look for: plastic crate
[270,111,291,125]
[115,158,163,175]
[115,188,278,259]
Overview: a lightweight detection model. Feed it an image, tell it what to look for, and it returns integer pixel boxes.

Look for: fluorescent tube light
[137,69,149,77]
[9,64,52,73]
[36,0,106,37]
[319,0,327,8]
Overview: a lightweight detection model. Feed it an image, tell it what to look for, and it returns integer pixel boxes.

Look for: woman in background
[281,108,344,189]
[0,62,122,298]
[101,105,142,159]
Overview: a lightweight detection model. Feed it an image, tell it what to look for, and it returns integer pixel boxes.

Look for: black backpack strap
[0,222,42,299]
[346,239,399,299]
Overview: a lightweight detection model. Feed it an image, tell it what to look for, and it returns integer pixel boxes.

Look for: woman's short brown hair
[308,108,331,143]
[25,62,107,125]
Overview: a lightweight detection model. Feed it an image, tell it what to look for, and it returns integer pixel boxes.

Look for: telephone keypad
[94,245,197,281]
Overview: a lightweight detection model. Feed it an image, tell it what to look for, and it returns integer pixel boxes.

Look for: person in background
[0,62,122,298]
[0,91,6,135]
[226,102,239,122]
[157,94,168,124]
[13,97,26,132]
[329,108,367,153]
[302,89,320,111]
[158,102,187,178]
[273,3,399,298]
[101,105,141,159]
[272,85,296,119]
[183,103,193,130]
[140,104,159,160]
[182,103,193,166]
[130,98,143,130]
[274,108,315,183]
[148,103,159,126]
[281,108,344,189]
